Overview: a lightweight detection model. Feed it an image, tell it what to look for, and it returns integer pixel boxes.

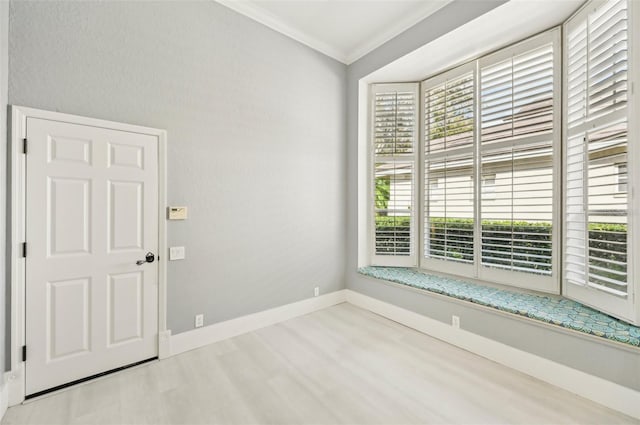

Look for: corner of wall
[1,0,11,383]
[0,376,8,423]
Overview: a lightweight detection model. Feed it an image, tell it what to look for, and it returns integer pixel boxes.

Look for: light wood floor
[2,303,637,425]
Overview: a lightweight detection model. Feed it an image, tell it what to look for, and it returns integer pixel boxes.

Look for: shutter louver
[374,162,413,256]
[374,92,415,155]
[586,123,627,294]
[423,69,475,270]
[565,1,628,297]
[480,145,553,275]
[425,74,475,153]
[372,85,418,265]
[481,45,554,143]
[588,0,628,118]
[565,0,629,300]
[425,156,474,264]
[479,36,557,279]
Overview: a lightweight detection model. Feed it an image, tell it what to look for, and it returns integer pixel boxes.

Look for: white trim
[345,289,640,420]
[8,106,168,405]
[343,1,452,64]
[170,290,347,356]
[630,0,640,325]
[0,376,8,423]
[158,330,172,360]
[214,0,452,65]
[215,0,347,63]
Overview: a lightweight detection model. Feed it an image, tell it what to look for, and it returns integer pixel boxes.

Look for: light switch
[168,206,188,220]
[169,246,186,260]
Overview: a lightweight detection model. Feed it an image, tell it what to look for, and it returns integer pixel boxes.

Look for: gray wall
[8,0,347,336]
[345,0,640,391]
[1,0,8,376]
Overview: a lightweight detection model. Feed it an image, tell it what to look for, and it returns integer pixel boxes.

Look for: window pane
[374,162,413,256]
[587,122,628,295]
[425,156,474,263]
[481,44,554,143]
[481,146,553,275]
[425,74,474,153]
[374,92,415,155]
[480,38,557,278]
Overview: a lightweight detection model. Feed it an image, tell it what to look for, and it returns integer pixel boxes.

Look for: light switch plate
[168,206,188,220]
[169,246,186,260]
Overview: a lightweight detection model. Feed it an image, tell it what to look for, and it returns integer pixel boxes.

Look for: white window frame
[417,30,561,293]
[420,61,477,278]
[475,28,562,293]
[369,83,419,267]
[562,0,640,324]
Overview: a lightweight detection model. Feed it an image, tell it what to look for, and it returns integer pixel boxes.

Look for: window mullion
[473,61,482,278]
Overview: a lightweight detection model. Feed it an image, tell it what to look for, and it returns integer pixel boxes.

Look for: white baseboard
[170,290,347,356]
[158,330,172,360]
[345,289,640,420]
[0,375,9,422]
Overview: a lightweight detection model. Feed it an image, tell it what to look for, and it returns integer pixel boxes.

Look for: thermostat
[168,206,188,220]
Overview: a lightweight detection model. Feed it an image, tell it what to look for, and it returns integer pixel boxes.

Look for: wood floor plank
[2,303,637,425]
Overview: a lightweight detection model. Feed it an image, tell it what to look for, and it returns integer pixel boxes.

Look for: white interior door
[25,117,159,395]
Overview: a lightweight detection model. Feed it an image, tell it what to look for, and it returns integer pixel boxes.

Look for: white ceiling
[215,0,452,64]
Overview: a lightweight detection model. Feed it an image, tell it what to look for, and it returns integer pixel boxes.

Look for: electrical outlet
[452,315,460,329]
[195,314,204,328]
[314,287,319,297]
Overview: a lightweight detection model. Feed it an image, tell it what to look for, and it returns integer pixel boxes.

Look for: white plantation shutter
[422,65,476,276]
[481,45,555,142]
[478,30,560,291]
[371,84,418,266]
[564,0,637,322]
[480,145,554,275]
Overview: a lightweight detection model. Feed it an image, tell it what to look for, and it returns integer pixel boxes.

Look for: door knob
[136,252,155,266]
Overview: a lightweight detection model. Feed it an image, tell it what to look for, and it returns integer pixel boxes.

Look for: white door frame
[6,106,169,405]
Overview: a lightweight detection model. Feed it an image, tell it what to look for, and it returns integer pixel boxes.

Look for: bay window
[366,0,640,324]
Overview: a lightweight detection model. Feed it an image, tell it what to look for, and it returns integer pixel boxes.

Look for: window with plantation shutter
[478,30,561,291]
[371,84,418,266]
[422,64,476,276]
[364,0,639,322]
[564,0,638,323]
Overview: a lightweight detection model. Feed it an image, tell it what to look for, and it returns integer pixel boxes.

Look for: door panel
[107,271,143,346]
[25,117,158,395]
[48,178,91,256]
[109,181,143,252]
[47,278,91,360]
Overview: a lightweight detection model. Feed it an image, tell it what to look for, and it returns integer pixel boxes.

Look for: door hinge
[22,138,27,154]
[22,242,27,258]
[22,345,26,362]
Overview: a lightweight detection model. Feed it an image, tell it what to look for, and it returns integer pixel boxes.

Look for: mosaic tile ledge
[358,266,640,347]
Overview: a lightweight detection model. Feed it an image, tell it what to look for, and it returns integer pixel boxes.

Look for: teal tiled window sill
[358,266,640,348]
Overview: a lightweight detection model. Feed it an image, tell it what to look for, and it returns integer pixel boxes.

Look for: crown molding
[216,0,349,63]
[215,0,453,65]
[345,0,452,64]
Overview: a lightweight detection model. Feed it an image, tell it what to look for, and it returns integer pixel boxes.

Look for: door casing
[7,106,168,405]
